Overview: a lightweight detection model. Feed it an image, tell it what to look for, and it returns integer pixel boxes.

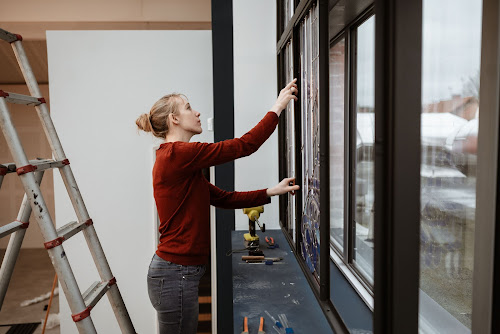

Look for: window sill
[330,247,374,311]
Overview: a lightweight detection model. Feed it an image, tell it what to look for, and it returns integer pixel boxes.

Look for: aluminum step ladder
[0,28,136,333]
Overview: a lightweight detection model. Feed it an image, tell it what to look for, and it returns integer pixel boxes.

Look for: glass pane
[283,0,295,32]
[300,3,321,283]
[284,40,296,241]
[420,0,482,332]
[329,37,345,251]
[353,16,375,284]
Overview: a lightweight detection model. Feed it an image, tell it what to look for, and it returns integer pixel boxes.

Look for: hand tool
[242,256,283,263]
[278,313,294,333]
[241,316,249,334]
[258,316,266,334]
[242,255,265,261]
[265,310,285,333]
[265,236,277,249]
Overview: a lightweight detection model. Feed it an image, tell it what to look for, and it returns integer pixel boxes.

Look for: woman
[135,79,299,334]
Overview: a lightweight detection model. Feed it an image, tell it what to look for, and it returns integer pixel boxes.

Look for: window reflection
[283,0,294,32]
[329,38,345,251]
[420,0,482,331]
[353,16,375,284]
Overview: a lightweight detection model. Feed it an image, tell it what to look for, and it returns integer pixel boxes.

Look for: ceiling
[0,20,211,87]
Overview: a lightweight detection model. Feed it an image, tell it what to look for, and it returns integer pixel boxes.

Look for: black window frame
[277,0,500,333]
[341,7,376,290]
[278,0,421,332]
[277,1,349,332]
[278,0,378,315]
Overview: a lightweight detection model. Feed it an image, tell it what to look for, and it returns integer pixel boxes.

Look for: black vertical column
[472,0,500,332]
[374,0,422,333]
[318,0,330,302]
[211,1,235,333]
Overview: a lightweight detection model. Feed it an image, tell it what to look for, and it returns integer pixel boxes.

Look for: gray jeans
[147,254,206,334]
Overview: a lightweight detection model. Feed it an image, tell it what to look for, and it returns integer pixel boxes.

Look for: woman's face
[175,97,203,135]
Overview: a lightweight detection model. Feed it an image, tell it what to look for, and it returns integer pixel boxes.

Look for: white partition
[47,30,213,334]
[233,0,279,230]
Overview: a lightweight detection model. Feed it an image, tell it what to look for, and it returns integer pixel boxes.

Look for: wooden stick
[42,273,57,334]
[241,255,265,261]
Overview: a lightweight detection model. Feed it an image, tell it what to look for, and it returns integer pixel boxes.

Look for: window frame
[324,7,378,298]
[328,32,347,254]
[278,0,500,333]
[277,1,349,333]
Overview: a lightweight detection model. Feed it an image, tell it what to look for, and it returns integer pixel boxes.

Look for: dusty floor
[0,248,59,334]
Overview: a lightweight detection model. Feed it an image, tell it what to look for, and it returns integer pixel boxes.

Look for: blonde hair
[136,93,187,138]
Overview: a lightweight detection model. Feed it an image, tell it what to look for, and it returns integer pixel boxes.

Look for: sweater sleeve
[173,112,279,172]
[205,179,271,209]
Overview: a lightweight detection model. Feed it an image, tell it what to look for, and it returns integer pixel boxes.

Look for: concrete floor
[0,248,59,334]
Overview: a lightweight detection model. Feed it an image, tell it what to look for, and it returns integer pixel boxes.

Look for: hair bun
[135,113,153,133]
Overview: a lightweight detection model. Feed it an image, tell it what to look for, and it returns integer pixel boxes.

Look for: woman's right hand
[266,177,300,197]
[270,78,298,116]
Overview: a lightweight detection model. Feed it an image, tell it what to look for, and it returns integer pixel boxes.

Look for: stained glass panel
[284,40,296,240]
[300,3,321,283]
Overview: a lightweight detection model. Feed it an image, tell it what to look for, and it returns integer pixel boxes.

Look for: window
[277,0,499,332]
[329,37,345,252]
[419,0,482,331]
[328,12,375,288]
[283,0,295,32]
[352,16,375,283]
[284,40,296,240]
[299,2,321,283]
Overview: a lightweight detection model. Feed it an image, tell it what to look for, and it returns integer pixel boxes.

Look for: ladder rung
[0,91,43,106]
[82,281,110,309]
[0,28,20,43]
[0,159,68,175]
[45,219,92,249]
[0,220,28,239]
[56,220,91,242]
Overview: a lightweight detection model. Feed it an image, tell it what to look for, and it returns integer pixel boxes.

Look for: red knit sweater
[153,112,279,265]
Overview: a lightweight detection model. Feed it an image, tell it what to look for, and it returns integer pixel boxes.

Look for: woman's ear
[170,113,180,125]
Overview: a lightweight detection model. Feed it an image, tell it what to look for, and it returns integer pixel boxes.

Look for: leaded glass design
[284,40,296,241]
[300,3,321,282]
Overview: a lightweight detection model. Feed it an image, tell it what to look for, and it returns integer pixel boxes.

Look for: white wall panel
[47,30,213,334]
[233,0,279,231]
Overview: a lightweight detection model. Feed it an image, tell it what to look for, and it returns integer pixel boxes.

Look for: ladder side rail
[0,171,43,310]
[11,39,136,333]
[11,41,66,158]
[0,28,19,43]
[10,40,90,227]
[0,98,97,334]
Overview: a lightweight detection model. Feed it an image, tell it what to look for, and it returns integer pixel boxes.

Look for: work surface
[232,230,332,334]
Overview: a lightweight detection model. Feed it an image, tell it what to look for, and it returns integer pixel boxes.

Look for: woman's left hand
[266,177,300,197]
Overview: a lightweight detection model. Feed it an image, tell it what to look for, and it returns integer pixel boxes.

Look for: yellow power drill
[242,206,265,247]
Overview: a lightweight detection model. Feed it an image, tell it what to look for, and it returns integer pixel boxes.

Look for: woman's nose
[196,111,201,117]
